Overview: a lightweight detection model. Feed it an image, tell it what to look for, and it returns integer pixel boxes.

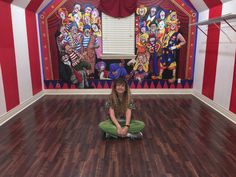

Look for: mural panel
[39,0,197,89]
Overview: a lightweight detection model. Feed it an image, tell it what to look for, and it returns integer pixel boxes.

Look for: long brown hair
[110,78,131,113]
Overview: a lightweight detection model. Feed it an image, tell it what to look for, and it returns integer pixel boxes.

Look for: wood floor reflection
[0,95,236,177]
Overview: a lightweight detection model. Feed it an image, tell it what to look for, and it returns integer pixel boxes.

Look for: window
[101,13,135,59]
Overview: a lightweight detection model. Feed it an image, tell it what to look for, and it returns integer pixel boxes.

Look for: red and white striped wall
[0,0,43,118]
[0,65,7,116]
[193,0,236,115]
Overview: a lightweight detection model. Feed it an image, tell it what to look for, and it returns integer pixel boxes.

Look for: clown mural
[132,5,186,83]
[55,2,188,87]
[56,3,129,84]
[56,3,102,88]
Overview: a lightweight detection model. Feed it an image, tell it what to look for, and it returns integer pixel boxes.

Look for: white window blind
[102,13,135,59]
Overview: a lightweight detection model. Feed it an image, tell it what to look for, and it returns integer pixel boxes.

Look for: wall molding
[1,89,235,126]
[44,89,111,95]
[44,88,193,95]
[193,90,236,124]
[0,91,44,126]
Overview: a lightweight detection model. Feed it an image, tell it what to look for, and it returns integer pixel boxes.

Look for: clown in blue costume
[108,60,127,80]
[158,11,186,83]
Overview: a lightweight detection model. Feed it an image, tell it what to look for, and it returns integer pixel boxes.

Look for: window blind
[102,13,135,59]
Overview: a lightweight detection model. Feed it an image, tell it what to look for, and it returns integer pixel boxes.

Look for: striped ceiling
[2,0,229,12]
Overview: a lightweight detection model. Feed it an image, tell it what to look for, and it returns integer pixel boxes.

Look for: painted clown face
[70,25,78,35]
[149,37,156,45]
[170,23,177,31]
[150,7,157,16]
[61,54,70,62]
[92,24,99,32]
[171,12,177,21]
[160,10,165,20]
[141,26,147,33]
[74,4,81,13]
[59,12,66,20]
[139,8,146,17]
[150,23,157,32]
[85,7,92,14]
[100,65,105,71]
[140,36,147,44]
[91,8,99,18]
[96,62,106,71]
[65,45,72,53]
[158,21,165,30]
[138,55,145,63]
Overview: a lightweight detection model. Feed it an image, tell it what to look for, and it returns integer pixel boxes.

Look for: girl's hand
[117,126,123,136]
[121,126,129,136]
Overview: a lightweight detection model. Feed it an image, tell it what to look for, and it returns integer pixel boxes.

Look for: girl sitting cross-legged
[99,78,145,139]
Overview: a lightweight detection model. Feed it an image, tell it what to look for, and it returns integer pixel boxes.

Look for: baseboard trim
[132,89,192,94]
[193,90,236,124]
[44,89,111,95]
[0,91,44,126]
[44,89,193,95]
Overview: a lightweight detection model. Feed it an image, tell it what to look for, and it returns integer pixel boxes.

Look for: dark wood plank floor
[0,95,236,177]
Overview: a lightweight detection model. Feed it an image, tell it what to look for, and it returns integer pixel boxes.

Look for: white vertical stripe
[11,4,33,103]
[189,0,208,12]
[36,13,44,87]
[221,0,236,16]
[213,0,236,109]
[193,10,209,92]
[12,0,31,9]
[0,64,7,116]
[221,0,234,3]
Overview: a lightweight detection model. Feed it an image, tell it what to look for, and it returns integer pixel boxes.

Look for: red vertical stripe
[0,1,20,110]
[25,10,42,95]
[202,5,222,99]
[0,0,14,3]
[25,0,44,95]
[26,0,44,12]
[203,0,222,9]
[229,52,236,114]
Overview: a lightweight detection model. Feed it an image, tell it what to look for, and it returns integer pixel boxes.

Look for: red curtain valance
[99,0,137,18]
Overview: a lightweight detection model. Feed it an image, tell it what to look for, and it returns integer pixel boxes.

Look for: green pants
[99,119,145,138]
